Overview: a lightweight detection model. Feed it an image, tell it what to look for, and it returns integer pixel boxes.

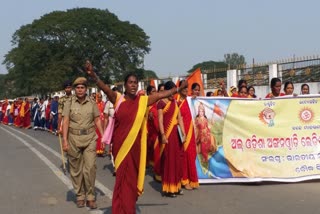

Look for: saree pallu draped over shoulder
[178,99,199,188]
[153,100,171,182]
[111,95,148,214]
[21,102,31,129]
[157,99,183,194]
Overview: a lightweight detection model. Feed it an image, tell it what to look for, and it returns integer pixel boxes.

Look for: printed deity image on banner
[189,98,232,179]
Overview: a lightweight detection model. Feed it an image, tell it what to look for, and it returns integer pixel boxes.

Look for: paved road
[1,124,320,214]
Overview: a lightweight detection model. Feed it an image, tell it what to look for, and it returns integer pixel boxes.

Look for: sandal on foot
[76,200,85,208]
[86,200,97,209]
[183,184,193,190]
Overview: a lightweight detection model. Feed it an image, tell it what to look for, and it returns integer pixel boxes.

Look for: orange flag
[150,79,156,87]
[186,68,204,96]
[175,78,180,87]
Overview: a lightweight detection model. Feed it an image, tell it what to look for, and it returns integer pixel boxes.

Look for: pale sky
[1,0,320,77]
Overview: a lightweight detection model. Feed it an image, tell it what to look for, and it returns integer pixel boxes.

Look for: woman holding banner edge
[177,80,199,190]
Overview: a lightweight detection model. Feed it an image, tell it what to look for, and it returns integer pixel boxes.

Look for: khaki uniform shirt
[58,94,73,114]
[62,95,100,147]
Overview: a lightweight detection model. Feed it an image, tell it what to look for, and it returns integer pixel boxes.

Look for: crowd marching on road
[0,60,315,213]
[0,61,191,213]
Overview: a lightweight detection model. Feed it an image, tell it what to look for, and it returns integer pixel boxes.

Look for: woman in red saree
[158,81,186,197]
[153,83,166,182]
[14,99,22,127]
[146,85,158,167]
[96,92,105,155]
[20,98,32,129]
[177,81,199,190]
[86,61,187,213]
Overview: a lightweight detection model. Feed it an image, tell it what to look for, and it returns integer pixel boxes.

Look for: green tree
[4,8,150,97]
[224,53,246,69]
[187,61,228,73]
[0,74,7,98]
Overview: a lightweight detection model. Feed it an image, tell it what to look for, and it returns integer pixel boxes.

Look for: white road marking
[1,126,113,213]
[1,126,74,189]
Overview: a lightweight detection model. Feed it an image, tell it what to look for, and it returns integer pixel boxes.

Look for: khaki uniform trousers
[67,133,97,201]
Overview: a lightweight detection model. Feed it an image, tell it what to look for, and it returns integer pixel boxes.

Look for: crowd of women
[0,97,34,129]
[205,78,312,99]
[0,69,316,213]
[0,96,59,134]
[146,81,200,197]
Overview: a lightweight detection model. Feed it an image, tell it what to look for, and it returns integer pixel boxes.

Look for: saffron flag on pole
[149,79,158,91]
[150,79,155,87]
[186,68,205,96]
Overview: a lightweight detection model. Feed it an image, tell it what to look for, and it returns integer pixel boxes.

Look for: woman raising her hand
[85,61,187,213]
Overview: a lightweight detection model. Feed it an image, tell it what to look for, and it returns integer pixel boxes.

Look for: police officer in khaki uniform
[62,77,103,209]
[58,80,73,132]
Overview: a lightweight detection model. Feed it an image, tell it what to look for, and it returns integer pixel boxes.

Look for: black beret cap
[63,80,72,88]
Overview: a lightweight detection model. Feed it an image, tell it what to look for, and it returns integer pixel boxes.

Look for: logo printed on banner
[299,107,314,123]
[259,107,276,127]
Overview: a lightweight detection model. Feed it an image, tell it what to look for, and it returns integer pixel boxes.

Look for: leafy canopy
[187,60,228,73]
[187,53,246,74]
[4,8,151,97]
[224,53,246,69]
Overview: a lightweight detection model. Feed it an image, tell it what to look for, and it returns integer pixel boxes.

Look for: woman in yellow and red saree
[158,81,186,197]
[20,98,32,129]
[85,61,187,214]
[177,81,199,190]
[153,84,166,182]
[146,85,158,167]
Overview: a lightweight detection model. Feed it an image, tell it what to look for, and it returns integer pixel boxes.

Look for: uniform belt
[69,127,95,135]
